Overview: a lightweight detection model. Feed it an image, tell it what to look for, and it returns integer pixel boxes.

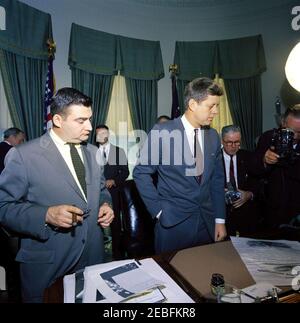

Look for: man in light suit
[133,77,226,254]
[96,125,129,260]
[0,88,114,302]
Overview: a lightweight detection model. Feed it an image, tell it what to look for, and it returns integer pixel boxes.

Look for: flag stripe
[171,74,180,119]
[44,57,54,131]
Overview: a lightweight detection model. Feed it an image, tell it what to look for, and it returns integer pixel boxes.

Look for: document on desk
[231,237,300,286]
[64,258,194,303]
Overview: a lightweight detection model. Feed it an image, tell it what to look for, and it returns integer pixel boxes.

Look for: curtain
[224,76,263,150]
[69,24,164,136]
[0,70,12,139]
[0,50,47,139]
[106,75,136,178]
[71,68,114,144]
[211,76,233,134]
[105,74,133,135]
[125,78,157,134]
[173,35,266,147]
[0,0,52,140]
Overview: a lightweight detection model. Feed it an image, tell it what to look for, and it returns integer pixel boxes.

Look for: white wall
[20,0,300,130]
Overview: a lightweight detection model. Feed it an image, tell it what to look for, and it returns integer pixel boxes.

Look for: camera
[271,128,300,164]
[225,190,241,205]
[225,182,241,205]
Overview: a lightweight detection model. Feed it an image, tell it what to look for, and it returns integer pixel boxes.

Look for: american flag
[44,56,54,132]
[171,74,180,119]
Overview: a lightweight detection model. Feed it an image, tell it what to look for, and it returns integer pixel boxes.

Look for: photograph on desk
[231,237,300,288]
[63,258,194,303]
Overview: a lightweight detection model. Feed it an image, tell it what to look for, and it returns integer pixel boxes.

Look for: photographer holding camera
[255,104,300,229]
[221,125,261,236]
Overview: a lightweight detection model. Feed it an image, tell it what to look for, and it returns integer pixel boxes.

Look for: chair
[0,226,21,302]
[121,180,155,258]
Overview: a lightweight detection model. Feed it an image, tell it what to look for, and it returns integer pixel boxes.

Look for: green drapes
[71,68,114,144]
[173,35,266,149]
[0,0,52,139]
[174,35,266,81]
[125,78,157,134]
[224,76,263,150]
[0,50,46,139]
[69,23,164,133]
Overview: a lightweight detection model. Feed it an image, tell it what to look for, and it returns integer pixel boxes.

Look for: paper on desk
[240,282,281,303]
[83,260,165,303]
[231,237,300,286]
[64,258,194,303]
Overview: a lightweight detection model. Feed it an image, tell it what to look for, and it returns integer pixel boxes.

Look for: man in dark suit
[0,127,25,174]
[221,125,261,236]
[255,104,300,229]
[96,125,129,260]
[0,88,114,302]
[133,77,226,254]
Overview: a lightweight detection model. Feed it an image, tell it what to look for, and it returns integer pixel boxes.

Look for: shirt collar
[223,150,236,160]
[181,114,200,135]
[50,129,81,148]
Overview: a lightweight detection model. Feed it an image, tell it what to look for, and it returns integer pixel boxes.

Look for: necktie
[194,129,204,183]
[103,146,107,161]
[69,143,87,196]
[229,155,237,191]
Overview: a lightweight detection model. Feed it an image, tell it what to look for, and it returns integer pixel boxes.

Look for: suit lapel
[40,133,86,201]
[176,118,202,185]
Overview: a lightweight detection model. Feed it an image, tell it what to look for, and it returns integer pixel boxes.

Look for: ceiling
[128,0,247,7]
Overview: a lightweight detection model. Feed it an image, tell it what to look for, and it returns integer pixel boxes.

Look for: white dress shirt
[98,142,110,162]
[222,150,238,189]
[49,129,87,201]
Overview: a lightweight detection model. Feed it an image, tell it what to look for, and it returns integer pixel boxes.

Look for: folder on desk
[169,240,255,298]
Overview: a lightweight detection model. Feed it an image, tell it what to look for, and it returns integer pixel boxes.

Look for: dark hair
[282,104,300,121]
[184,77,223,110]
[4,127,24,139]
[50,87,92,117]
[96,124,109,131]
[156,115,171,123]
[221,125,241,139]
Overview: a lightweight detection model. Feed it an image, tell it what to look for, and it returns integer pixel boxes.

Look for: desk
[43,253,204,303]
[44,230,300,303]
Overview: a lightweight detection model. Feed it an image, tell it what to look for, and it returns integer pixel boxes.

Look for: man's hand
[105,179,116,189]
[46,205,83,228]
[98,202,114,228]
[264,148,279,165]
[232,190,253,208]
[215,223,227,242]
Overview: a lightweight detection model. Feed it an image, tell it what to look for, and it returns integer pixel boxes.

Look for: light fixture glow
[285,42,300,92]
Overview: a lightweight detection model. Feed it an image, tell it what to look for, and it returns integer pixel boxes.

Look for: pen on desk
[239,290,259,301]
[257,269,295,277]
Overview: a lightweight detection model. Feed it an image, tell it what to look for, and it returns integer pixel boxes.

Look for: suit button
[82,239,85,244]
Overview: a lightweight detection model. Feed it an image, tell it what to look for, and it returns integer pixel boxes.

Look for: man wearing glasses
[221,125,261,236]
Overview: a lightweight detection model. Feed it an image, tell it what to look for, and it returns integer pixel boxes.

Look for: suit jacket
[104,144,129,187]
[0,141,13,174]
[133,117,225,245]
[222,149,261,235]
[0,133,111,301]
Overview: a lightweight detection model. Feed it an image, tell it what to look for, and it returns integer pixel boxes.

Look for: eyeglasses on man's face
[223,141,241,146]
